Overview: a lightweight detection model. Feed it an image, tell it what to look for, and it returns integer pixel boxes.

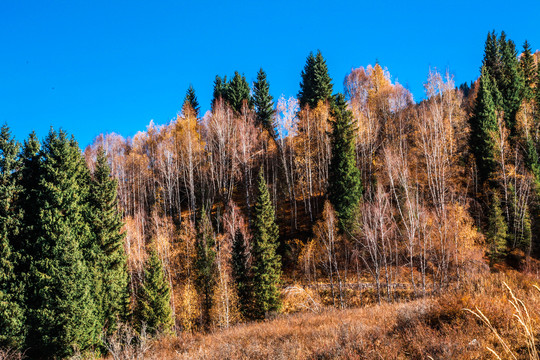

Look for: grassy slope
[125,271,539,360]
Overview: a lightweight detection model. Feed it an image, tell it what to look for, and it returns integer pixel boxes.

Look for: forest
[1,31,540,359]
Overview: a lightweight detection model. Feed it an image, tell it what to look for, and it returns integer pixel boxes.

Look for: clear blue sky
[2,0,540,148]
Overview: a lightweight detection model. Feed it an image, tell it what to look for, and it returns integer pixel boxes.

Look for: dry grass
[0,348,25,360]
[96,271,539,360]
[466,282,540,360]
[138,298,486,359]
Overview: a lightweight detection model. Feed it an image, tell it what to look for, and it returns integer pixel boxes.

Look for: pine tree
[298,50,333,109]
[231,229,252,319]
[87,148,130,335]
[0,124,25,349]
[521,40,535,101]
[135,246,174,335]
[227,71,251,113]
[194,210,216,330]
[328,93,362,231]
[183,84,200,118]
[25,129,99,358]
[487,191,508,263]
[251,169,281,319]
[470,69,500,185]
[252,68,275,137]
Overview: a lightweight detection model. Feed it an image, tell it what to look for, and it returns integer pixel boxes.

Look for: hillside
[104,271,540,360]
[1,30,540,359]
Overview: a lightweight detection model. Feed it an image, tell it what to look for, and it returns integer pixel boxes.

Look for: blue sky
[2,0,540,147]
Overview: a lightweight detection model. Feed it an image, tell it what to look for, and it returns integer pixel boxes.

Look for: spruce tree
[298,50,333,109]
[482,31,501,84]
[134,247,174,335]
[520,40,535,101]
[525,137,540,187]
[251,169,281,319]
[470,69,500,185]
[183,84,200,118]
[536,62,540,114]
[25,129,99,358]
[0,124,25,349]
[212,75,229,108]
[194,210,216,330]
[312,51,334,105]
[87,148,130,335]
[252,68,275,137]
[231,229,252,319]
[15,132,41,276]
[227,71,251,113]
[487,191,508,264]
[498,33,524,132]
[520,206,533,254]
[458,82,471,98]
[298,52,315,109]
[328,93,362,231]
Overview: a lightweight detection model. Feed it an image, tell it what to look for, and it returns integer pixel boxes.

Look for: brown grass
[97,271,539,360]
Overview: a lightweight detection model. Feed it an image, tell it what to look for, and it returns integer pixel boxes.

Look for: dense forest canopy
[1,31,540,358]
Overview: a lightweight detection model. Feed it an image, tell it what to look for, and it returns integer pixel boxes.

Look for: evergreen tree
[226,71,251,113]
[487,191,508,263]
[482,31,501,84]
[536,62,540,118]
[183,84,200,118]
[298,50,333,109]
[328,93,362,230]
[0,124,25,349]
[14,132,41,277]
[458,82,471,98]
[134,247,174,335]
[212,75,229,108]
[194,210,216,330]
[231,229,252,319]
[520,40,536,101]
[298,52,316,109]
[252,68,275,137]
[251,169,281,319]
[525,137,540,186]
[87,148,130,335]
[498,33,524,131]
[470,69,500,185]
[25,129,99,358]
[521,206,533,254]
